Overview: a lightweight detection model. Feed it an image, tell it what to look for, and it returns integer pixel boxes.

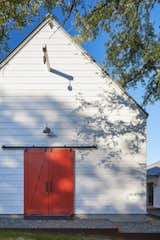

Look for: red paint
[24,149,74,216]
[48,149,74,215]
[24,149,49,215]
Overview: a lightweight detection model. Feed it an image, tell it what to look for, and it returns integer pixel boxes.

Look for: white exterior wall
[0,19,147,214]
[154,178,160,207]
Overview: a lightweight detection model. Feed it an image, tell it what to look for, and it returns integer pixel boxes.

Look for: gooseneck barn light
[42,45,73,91]
[42,124,56,137]
[43,126,52,135]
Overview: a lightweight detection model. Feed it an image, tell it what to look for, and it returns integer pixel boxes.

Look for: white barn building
[0,15,148,216]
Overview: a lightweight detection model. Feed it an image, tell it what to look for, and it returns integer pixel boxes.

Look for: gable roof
[0,14,148,117]
[147,161,160,177]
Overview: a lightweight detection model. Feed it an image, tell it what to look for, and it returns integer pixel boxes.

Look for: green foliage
[0,231,111,240]
[0,0,41,52]
[73,0,160,104]
[0,0,160,104]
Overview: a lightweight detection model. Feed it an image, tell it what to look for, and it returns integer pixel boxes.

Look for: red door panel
[24,148,74,216]
[47,149,74,215]
[24,149,49,215]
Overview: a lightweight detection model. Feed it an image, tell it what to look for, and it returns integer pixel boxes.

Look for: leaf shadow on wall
[0,84,147,214]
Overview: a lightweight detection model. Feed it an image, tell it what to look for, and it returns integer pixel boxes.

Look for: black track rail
[2,145,97,150]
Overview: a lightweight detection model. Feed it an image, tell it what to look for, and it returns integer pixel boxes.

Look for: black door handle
[50,181,53,192]
[45,181,48,192]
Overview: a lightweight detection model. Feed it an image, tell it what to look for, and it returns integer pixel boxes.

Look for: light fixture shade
[42,125,57,138]
[43,126,51,134]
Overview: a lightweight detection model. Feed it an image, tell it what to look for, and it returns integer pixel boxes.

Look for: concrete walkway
[0,214,159,234]
[106,214,160,233]
[0,215,116,231]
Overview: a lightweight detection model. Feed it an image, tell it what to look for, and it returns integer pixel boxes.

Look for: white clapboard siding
[8,57,91,65]
[0,17,147,214]
[4,64,98,72]
[2,72,100,78]
[0,78,103,83]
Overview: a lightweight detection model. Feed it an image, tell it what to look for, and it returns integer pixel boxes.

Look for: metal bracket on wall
[1,145,97,150]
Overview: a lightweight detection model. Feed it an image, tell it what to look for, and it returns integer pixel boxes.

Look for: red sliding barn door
[24,149,49,215]
[24,149,74,216]
[47,149,74,215]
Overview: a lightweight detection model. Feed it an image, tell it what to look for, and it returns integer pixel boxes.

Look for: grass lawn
[0,231,116,240]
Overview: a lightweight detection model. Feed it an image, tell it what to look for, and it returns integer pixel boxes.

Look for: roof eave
[0,14,53,69]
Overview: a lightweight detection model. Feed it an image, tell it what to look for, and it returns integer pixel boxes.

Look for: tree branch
[62,0,76,25]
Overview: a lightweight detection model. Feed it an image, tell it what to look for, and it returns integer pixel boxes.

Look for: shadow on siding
[0,84,146,214]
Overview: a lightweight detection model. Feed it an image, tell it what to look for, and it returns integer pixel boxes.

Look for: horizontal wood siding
[0,21,147,214]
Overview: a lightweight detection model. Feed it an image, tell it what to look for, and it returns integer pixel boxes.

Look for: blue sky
[1,6,160,165]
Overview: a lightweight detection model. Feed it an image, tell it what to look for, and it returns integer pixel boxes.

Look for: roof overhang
[0,14,53,69]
